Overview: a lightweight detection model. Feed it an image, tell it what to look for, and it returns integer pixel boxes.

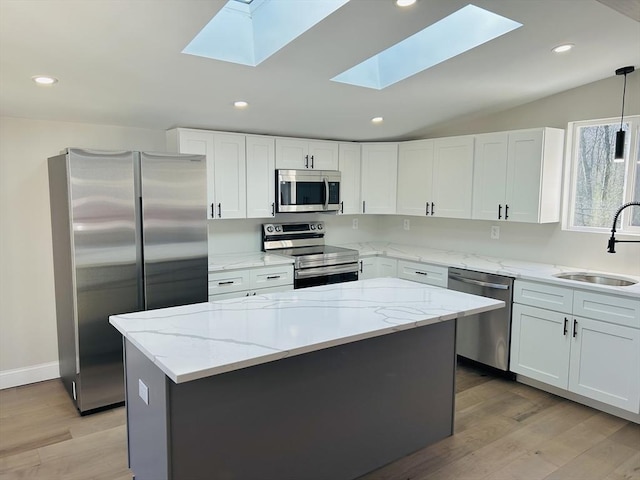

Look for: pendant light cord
[620,72,628,130]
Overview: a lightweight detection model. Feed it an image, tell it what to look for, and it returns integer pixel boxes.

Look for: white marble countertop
[109,278,503,384]
[209,252,293,272]
[340,242,640,297]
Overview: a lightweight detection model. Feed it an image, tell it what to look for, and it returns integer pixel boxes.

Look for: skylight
[183,0,350,67]
[331,4,522,90]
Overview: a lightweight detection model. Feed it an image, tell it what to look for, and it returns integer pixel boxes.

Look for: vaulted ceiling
[1,0,639,141]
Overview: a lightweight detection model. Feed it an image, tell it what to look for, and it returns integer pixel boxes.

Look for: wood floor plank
[602,451,640,480]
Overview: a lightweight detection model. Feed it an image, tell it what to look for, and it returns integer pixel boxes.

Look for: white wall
[0,116,165,387]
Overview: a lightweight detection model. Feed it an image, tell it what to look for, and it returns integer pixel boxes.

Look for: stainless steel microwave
[276,169,341,213]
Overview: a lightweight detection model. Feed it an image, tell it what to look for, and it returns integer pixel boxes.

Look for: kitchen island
[109,278,504,480]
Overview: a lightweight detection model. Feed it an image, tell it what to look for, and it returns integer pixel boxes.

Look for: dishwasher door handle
[449,276,510,290]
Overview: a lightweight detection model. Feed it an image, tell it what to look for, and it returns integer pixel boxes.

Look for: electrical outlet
[352,218,359,230]
[139,379,149,405]
[403,219,410,231]
[491,225,500,240]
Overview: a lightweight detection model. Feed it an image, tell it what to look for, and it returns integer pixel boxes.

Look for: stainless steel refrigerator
[48,148,207,413]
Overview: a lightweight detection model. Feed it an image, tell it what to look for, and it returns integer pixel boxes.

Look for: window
[565,116,640,234]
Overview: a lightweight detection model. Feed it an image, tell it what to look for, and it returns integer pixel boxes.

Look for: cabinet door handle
[266,275,281,280]
[431,202,435,215]
[305,155,309,168]
[310,155,314,169]
[218,281,234,286]
[217,203,222,218]
[359,260,363,273]
[426,202,430,216]
[498,204,502,220]
[363,201,366,214]
[210,203,215,218]
[563,317,568,336]
[271,202,275,216]
[573,319,578,338]
[505,204,509,220]
[340,201,344,214]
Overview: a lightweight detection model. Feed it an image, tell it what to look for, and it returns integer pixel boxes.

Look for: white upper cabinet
[432,135,474,219]
[473,128,564,223]
[275,138,339,170]
[246,135,276,219]
[338,143,361,215]
[397,136,473,219]
[360,143,398,215]
[166,128,246,219]
[397,140,435,216]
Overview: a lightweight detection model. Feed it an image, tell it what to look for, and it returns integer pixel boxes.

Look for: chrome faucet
[607,202,640,253]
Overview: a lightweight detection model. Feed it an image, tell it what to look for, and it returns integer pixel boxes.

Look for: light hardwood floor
[0,364,638,480]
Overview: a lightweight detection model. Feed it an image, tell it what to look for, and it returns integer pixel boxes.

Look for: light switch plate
[138,379,149,405]
[352,218,358,229]
[403,219,410,231]
[491,226,500,240]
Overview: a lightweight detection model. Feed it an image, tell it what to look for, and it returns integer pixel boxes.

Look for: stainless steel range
[262,221,359,289]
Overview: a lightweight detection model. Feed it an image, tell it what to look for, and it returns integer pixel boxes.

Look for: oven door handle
[323,177,329,211]
[295,263,360,279]
[448,276,510,290]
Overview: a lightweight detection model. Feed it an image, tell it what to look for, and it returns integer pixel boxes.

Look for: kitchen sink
[553,272,637,287]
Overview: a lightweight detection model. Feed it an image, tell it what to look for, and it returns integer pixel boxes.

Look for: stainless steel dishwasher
[448,267,514,371]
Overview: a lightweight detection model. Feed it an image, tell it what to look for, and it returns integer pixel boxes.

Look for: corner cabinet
[275,138,339,170]
[360,143,398,215]
[472,128,564,223]
[167,128,246,220]
[338,143,361,215]
[510,280,640,414]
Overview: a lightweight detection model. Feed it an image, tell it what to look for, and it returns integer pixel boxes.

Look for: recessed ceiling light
[552,44,574,53]
[396,0,417,7]
[371,117,384,124]
[32,75,58,85]
[234,100,248,108]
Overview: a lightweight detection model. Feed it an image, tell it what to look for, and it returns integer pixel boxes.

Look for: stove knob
[317,224,323,230]
[310,224,316,230]
[275,225,282,232]
[266,226,274,233]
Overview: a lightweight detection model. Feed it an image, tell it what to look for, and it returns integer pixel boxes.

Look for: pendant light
[614,66,635,160]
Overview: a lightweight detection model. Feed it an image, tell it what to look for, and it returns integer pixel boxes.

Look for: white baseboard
[0,361,60,390]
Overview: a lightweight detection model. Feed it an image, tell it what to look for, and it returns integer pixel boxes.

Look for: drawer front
[209,284,294,302]
[251,265,293,289]
[208,270,251,295]
[397,260,447,288]
[514,280,573,314]
[573,291,640,328]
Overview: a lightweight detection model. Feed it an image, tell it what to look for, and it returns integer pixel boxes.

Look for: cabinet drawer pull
[563,317,568,336]
[572,319,578,338]
[416,271,428,276]
[218,281,234,286]
[266,275,281,280]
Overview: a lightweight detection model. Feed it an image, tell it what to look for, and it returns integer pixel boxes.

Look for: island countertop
[109,278,504,384]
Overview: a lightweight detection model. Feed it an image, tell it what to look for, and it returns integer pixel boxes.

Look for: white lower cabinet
[208,265,293,301]
[511,280,640,413]
[359,257,397,280]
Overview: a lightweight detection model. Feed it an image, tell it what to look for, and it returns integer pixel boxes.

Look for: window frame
[563,115,640,236]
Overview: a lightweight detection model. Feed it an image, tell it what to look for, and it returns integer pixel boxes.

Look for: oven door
[294,263,359,289]
[277,170,340,213]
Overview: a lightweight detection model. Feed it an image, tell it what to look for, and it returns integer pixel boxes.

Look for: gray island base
[110,278,505,480]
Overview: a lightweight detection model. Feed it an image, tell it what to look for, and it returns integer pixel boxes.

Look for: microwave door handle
[323,177,329,210]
